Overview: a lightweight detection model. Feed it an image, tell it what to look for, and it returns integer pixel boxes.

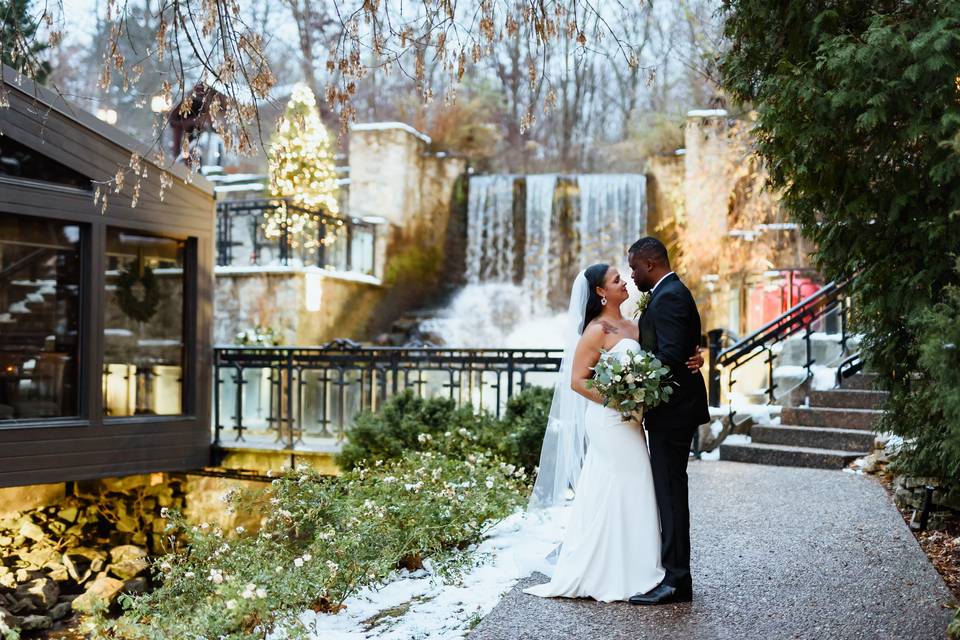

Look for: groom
[627,236,710,605]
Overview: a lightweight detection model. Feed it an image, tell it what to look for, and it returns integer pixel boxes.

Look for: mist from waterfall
[424,173,646,349]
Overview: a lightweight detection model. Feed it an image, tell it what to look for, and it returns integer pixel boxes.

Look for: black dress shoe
[628,582,693,605]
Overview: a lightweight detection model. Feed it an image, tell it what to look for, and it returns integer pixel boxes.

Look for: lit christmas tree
[265,83,340,240]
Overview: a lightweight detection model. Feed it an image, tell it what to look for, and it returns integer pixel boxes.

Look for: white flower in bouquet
[585,348,674,421]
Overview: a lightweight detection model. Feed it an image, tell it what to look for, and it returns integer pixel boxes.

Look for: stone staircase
[719,373,887,469]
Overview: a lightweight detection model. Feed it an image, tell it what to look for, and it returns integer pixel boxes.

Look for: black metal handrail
[212,341,564,451]
[710,279,853,408]
[836,351,864,386]
[216,198,376,271]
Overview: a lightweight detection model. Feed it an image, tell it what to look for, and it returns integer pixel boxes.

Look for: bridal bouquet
[586,349,674,421]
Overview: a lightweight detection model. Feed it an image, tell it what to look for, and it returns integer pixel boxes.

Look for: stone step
[840,372,878,390]
[809,389,888,411]
[781,406,881,431]
[752,425,876,452]
[719,442,865,469]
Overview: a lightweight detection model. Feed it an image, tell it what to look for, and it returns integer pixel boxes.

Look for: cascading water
[465,175,517,283]
[425,173,647,348]
[577,174,646,269]
[522,174,560,311]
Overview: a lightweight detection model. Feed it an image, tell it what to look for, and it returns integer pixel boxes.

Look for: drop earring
[601,296,607,306]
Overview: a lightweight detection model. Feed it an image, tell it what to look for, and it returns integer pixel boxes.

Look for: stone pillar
[683,110,733,239]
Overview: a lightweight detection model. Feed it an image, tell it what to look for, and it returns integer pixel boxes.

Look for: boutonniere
[633,292,652,319]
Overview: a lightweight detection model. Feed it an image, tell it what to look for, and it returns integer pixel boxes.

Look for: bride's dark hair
[580,263,610,334]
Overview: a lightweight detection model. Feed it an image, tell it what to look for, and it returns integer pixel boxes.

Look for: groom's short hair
[629,237,669,266]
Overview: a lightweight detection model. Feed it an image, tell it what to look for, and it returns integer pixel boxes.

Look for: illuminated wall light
[305,271,323,311]
[96,108,118,125]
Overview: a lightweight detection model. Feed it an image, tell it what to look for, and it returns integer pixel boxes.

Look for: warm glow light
[150,95,172,113]
[264,83,340,243]
[96,108,118,125]
[305,272,323,311]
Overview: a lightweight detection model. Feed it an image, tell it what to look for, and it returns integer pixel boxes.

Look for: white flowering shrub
[88,451,526,639]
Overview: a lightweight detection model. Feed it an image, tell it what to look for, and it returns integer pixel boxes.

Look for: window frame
[0,209,200,430]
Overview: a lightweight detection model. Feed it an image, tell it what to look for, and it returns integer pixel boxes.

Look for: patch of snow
[709,420,724,439]
[292,508,563,639]
[727,394,781,426]
[215,183,266,194]
[724,434,752,446]
[699,449,721,462]
[215,265,382,286]
[350,122,432,145]
[811,365,839,390]
[687,109,728,117]
[882,433,904,456]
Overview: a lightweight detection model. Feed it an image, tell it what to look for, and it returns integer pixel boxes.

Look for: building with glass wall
[0,65,215,487]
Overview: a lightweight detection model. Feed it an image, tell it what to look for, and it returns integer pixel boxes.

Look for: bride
[524,263,700,603]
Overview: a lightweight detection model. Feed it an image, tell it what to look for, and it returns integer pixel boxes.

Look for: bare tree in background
[1,0,725,201]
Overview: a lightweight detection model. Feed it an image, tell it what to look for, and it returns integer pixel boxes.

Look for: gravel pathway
[469,461,956,640]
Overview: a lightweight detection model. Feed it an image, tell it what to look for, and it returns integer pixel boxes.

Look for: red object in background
[746,271,823,334]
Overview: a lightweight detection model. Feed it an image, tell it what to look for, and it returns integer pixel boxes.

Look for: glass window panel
[0,136,92,190]
[103,229,186,416]
[0,212,82,420]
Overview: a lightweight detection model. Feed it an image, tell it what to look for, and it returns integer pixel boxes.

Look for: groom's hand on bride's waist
[685,346,704,372]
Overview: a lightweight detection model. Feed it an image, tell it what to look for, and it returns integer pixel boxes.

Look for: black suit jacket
[639,273,711,431]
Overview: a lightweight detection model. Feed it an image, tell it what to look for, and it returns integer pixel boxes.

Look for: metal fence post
[707,329,724,407]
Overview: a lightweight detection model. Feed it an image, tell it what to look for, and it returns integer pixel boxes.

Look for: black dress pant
[647,422,697,589]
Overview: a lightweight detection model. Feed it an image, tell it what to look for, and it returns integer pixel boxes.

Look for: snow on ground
[294,507,564,640]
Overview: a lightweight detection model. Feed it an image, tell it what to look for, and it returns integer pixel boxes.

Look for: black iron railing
[212,340,563,450]
[710,280,853,410]
[216,198,376,273]
[836,351,864,386]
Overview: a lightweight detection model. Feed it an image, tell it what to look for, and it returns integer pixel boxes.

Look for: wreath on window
[115,258,161,323]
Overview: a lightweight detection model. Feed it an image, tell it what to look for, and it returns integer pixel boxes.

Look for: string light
[264,83,340,242]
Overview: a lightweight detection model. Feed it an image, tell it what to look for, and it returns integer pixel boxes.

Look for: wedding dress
[524,337,665,603]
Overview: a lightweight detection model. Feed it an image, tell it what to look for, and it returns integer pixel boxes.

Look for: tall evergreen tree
[719,1,960,488]
[265,82,340,240]
[0,0,50,83]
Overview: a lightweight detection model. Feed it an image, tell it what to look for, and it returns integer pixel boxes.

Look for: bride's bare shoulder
[579,320,617,348]
[580,321,606,343]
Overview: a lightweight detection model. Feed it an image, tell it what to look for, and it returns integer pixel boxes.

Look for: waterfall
[577,174,646,270]
[429,173,647,348]
[522,174,559,311]
[465,175,517,283]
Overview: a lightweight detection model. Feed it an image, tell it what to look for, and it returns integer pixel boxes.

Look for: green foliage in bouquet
[88,453,527,640]
[720,0,960,490]
[585,349,673,419]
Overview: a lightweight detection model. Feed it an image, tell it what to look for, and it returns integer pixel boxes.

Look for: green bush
[336,392,496,470]
[479,386,552,472]
[719,0,960,490]
[337,387,551,473]
[89,451,527,640]
[887,259,960,481]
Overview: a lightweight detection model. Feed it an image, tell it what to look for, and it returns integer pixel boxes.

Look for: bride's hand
[686,346,704,371]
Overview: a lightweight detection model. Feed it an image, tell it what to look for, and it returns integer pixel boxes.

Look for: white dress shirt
[650,271,675,295]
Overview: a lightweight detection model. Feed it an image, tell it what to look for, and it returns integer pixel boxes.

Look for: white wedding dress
[524,338,665,603]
